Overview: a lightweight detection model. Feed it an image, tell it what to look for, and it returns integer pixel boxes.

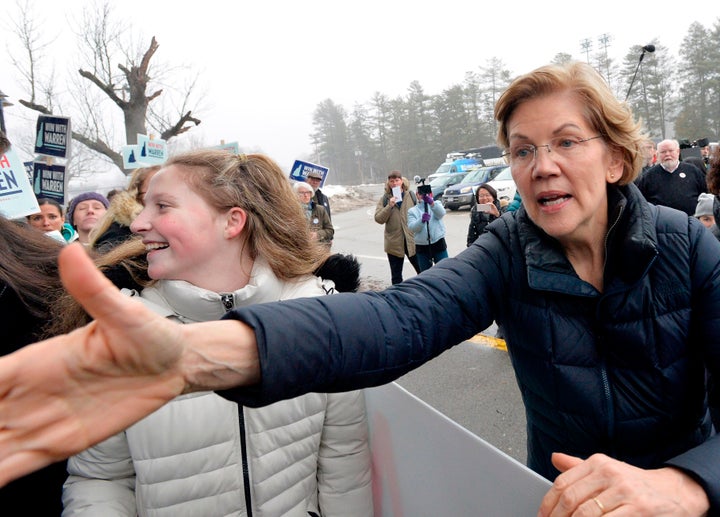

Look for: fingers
[552,452,584,473]
[539,453,612,516]
[58,243,139,325]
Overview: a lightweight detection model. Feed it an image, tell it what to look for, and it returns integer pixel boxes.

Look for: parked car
[427,158,481,182]
[427,172,468,202]
[486,166,516,204]
[443,165,509,210]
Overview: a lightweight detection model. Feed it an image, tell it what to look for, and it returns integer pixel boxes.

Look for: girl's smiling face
[130,165,242,290]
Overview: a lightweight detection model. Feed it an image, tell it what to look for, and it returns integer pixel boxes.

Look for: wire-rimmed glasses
[502,135,603,169]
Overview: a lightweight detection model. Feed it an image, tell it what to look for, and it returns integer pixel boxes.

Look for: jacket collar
[517,183,658,296]
[141,258,284,323]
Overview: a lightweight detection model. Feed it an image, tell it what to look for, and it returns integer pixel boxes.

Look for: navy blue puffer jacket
[223,183,720,512]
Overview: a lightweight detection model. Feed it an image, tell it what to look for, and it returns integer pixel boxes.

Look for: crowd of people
[2,60,720,516]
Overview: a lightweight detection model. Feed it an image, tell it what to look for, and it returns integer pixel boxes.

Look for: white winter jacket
[63,260,373,517]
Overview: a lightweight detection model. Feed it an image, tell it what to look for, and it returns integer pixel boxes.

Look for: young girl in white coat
[60,150,373,516]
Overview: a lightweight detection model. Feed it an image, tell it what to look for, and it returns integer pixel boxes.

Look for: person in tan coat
[374,170,420,284]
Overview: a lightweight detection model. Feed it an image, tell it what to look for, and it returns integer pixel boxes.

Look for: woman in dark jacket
[4,63,720,516]
[466,183,503,246]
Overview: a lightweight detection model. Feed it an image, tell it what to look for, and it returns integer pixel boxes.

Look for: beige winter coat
[374,177,417,258]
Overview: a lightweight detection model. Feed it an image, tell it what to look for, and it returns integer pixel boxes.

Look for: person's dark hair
[0,130,10,155]
[0,216,63,319]
[36,198,64,214]
[707,147,720,194]
[475,183,498,203]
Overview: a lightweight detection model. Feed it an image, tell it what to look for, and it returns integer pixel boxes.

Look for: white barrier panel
[365,382,551,516]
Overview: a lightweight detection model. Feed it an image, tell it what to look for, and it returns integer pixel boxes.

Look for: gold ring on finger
[592,496,606,513]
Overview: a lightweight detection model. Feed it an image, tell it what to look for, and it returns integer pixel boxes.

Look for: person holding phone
[466,183,503,247]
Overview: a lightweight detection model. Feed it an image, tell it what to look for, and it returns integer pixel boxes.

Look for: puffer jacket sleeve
[218,232,503,406]
[663,219,720,512]
[316,390,373,516]
[62,431,137,516]
[406,205,422,232]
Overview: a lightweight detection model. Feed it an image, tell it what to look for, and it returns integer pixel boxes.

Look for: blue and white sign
[0,147,41,219]
[34,115,71,158]
[122,134,167,169]
[136,134,167,165]
[289,160,329,185]
[33,162,66,205]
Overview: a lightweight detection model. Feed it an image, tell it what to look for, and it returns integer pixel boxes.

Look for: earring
[610,173,615,179]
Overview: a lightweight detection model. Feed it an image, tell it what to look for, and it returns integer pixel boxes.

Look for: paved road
[330,194,527,464]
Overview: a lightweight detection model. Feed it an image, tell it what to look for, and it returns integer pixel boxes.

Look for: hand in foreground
[421,212,431,223]
[538,452,709,516]
[0,243,259,487]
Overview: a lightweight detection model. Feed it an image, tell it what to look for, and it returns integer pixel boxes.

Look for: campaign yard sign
[289,160,329,186]
[32,162,66,205]
[210,141,241,154]
[0,147,41,219]
[136,134,167,165]
[35,115,71,158]
[122,134,167,169]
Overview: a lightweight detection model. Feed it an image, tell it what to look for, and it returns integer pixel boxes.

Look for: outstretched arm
[0,243,260,487]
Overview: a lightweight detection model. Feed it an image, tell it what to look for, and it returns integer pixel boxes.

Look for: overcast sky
[1,1,713,180]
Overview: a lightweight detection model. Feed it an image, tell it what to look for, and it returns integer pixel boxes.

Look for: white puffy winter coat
[62,260,373,516]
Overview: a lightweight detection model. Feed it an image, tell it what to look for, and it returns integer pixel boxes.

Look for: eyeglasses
[502,135,603,168]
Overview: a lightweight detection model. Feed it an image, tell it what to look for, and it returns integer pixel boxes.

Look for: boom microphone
[625,44,656,101]
[413,175,422,184]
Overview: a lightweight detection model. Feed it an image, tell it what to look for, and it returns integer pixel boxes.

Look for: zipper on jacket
[238,408,253,517]
[220,293,234,312]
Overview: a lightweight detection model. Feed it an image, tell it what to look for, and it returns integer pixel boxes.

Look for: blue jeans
[415,238,448,272]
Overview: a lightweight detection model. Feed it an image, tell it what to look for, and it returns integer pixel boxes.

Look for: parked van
[430,158,481,179]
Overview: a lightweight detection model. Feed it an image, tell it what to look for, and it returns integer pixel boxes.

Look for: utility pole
[580,39,593,64]
[597,33,612,82]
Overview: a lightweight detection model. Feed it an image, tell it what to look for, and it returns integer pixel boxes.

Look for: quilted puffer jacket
[222,183,720,513]
[63,260,372,517]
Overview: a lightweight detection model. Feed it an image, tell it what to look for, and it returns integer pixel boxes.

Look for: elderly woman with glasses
[2,62,720,517]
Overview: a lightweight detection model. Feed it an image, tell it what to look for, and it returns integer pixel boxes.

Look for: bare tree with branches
[8,0,202,174]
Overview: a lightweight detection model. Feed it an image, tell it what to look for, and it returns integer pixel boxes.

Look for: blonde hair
[164,150,328,279]
[495,61,644,184]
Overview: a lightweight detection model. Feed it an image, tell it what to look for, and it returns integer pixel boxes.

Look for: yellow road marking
[468,333,507,351]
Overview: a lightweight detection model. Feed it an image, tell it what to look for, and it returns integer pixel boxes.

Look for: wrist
[180,320,260,393]
[664,467,710,515]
